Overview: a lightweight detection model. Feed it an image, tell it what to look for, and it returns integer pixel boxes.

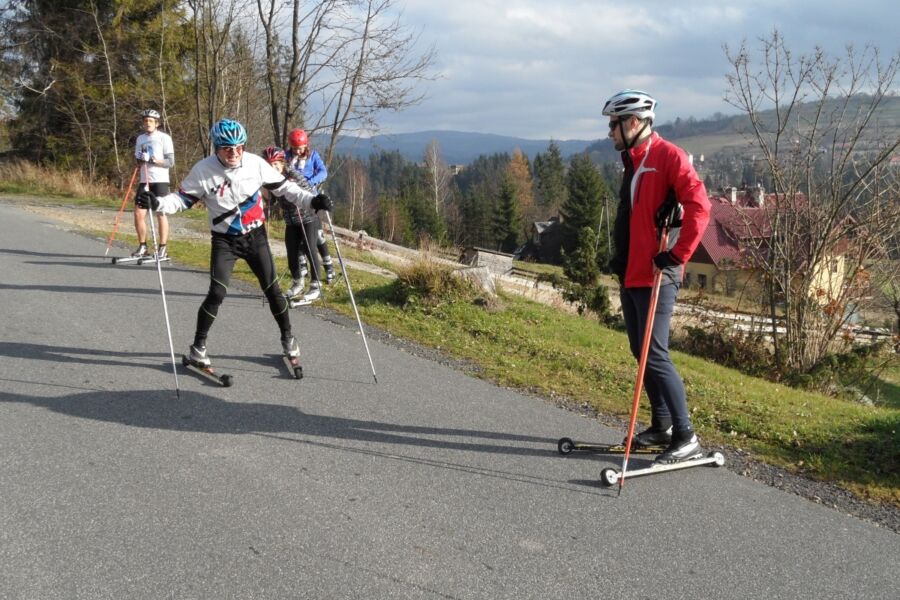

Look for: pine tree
[563,226,600,285]
[3,0,192,180]
[560,153,611,267]
[492,176,521,253]
[533,140,567,213]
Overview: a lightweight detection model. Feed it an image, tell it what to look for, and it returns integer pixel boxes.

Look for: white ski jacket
[155,152,315,235]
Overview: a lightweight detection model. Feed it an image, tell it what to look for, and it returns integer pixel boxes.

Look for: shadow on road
[0,246,102,260]
[0,387,611,495]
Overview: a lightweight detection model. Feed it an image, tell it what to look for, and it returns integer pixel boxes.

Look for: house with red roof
[684,187,847,301]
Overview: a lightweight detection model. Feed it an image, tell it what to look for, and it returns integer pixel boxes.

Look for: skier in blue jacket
[284,128,335,299]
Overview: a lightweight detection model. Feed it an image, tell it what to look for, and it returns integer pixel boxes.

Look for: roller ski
[111,244,147,264]
[181,344,233,387]
[281,336,303,379]
[558,425,672,455]
[557,437,665,456]
[599,450,725,487]
[287,281,321,308]
[111,244,169,266]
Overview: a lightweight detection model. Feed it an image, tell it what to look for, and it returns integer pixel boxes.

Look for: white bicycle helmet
[141,108,161,120]
[602,90,656,122]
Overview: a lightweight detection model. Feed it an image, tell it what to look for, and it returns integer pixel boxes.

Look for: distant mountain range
[325,95,900,166]
[330,130,596,165]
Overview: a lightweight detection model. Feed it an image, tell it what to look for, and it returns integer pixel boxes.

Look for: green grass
[6,188,899,507]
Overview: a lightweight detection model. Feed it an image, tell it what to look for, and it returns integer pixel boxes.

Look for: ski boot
[655,432,703,464]
[624,425,673,449]
[302,281,321,303]
[156,244,168,260]
[182,344,233,386]
[299,257,309,279]
[324,259,336,284]
[131,243,149,258]
[281,336,303,379]
[286,276,305,299]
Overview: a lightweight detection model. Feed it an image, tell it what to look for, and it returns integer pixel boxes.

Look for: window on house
[698,274,707,289]
[684,272,693,288]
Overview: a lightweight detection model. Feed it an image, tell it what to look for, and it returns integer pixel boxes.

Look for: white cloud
[377,0,900,139]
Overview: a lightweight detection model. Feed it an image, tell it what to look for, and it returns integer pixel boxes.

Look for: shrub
[390,257,481,309]
[673,320,773,378]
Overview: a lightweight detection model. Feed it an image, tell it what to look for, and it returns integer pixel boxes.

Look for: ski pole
[321,209,378,384]
[618,224,671,495]
[141,164,180,399]
[104,165,139,256]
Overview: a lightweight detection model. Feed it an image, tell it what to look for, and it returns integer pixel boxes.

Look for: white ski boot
[302,281,321,303]
[286,276,305,299]
[188,344,211,367]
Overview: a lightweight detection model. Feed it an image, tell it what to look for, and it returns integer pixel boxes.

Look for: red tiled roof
[692,190,850,270]
[692,198,769,268]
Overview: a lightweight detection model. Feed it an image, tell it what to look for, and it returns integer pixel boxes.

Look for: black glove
[135,189,159,211]
[311,192,332,212]
[653,251,682,270]
[655,194,683,229]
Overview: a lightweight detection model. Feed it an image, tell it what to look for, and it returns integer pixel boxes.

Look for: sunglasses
[608,116,632,129]
[219,145,243,153]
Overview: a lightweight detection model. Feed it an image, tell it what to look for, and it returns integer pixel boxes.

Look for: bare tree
[423,138,451,215]
[253,0,434,160]
[186,0,259,152]
[724,30,900,373]
[321,0,435,162]
[345,156,370,230]
[86,1,122,177]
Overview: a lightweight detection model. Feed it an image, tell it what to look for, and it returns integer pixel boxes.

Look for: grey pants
[620,284,692,433]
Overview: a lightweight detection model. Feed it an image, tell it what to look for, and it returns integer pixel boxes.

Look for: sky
[373,0,899,140]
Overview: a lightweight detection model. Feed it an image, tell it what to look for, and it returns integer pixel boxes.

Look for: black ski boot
[655,431,703,464]
[624,425,672,448]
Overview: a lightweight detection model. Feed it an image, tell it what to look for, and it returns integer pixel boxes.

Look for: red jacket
[617,132,710,288]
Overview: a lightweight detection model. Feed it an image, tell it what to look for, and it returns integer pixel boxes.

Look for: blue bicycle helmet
[210,119,248,148]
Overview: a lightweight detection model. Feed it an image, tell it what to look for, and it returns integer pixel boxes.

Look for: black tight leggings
[284,220,320,280]
[194,227,290,347]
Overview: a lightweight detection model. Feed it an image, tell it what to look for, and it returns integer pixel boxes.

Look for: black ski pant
[620,283,692,434]
[194,227,291,347]
[285,219,321,282]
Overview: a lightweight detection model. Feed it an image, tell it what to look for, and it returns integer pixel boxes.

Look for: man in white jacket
[132,109,174,258]
[136,119,332,371]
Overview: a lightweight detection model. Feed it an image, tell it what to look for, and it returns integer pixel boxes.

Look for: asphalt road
[1,201,897,599]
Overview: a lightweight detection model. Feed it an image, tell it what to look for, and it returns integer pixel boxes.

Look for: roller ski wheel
[556,437,666,456]
[181,355,233,387]
[282,355,303,379]
[600,468,619,487]
[600,451,726,488]
[558,437,575,455]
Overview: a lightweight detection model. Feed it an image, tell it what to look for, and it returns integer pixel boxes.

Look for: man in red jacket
[604,90,711,463]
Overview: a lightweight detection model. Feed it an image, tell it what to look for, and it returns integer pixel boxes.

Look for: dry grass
[0,160,120,201]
